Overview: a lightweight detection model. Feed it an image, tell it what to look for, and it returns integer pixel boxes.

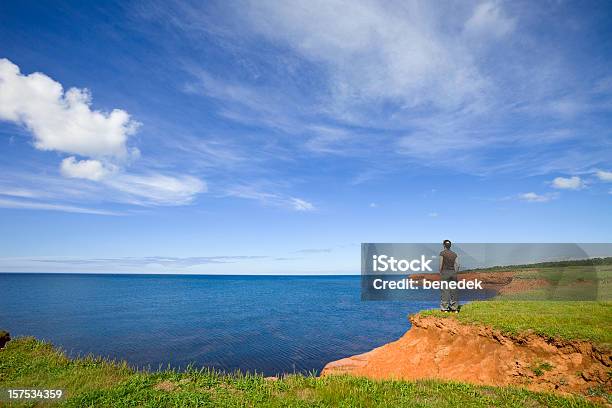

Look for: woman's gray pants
[440,269,458,311]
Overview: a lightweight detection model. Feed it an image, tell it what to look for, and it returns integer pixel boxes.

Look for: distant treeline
[464,257,612,272]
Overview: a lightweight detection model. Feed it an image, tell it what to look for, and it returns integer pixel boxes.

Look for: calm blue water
[0,274,441,375]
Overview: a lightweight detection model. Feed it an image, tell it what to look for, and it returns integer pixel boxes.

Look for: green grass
[530,361,554,377]
[460,264,611,301]
[421,263,612,347]
[420,301,612,348]
[504,264,611,301]
[0,337,602,407]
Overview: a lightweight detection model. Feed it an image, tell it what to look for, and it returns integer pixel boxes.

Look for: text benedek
[372,278,483,290]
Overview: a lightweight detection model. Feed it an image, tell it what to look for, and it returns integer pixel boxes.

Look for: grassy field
[0,336,603,407]
[463,262,611,302]
[502,264,611,301]
[421,301,612,348]
[421,262,612,347]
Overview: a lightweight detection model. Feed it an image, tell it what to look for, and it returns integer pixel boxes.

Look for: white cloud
[1,170,206,208]
[595,170,612,182]
[0,59,206,207]
[518,192,557,203]
[242,0,489,112]
[60,157,114,181]
[369,202,378,208]
[304,125,353,154]
[290,197,315,211]
[464,1,515,38]
[295,248,331,254]
[225,185,314,211]
[428,212,438,217]
[155,0,612,181]
[0,197,123,215]
[105,173,207,206]
[551,176,584,190]
[184,68,305,134]
[0,188,40,198]
[29,255,267,267]
[0,58,138,158]
[0,255,273,273]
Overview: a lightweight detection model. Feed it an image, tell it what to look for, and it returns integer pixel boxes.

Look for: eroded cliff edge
[321,315,611,399]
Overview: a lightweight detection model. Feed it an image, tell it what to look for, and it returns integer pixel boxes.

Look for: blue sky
[0,0,611,274]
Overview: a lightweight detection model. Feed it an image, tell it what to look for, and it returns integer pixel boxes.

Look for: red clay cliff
[321,315,611,401]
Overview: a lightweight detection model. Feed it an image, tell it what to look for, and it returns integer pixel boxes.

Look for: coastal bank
[323,261,612,405]
[322,306,610,403]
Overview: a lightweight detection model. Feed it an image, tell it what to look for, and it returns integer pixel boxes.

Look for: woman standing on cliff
[440,240,459,313]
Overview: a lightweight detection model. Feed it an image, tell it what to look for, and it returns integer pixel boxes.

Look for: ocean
[0,273,440,376]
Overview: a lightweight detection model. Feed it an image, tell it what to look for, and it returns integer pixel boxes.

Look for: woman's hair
[443,240,452,249]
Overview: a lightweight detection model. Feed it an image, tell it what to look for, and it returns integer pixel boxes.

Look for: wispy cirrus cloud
[0,187,41,199]
[155,0,612,180]
[183,68,304,133]
[0,165,205,210]
[464,1,515,38]
[224,184,315,211]
[30,255,268,267]
[103,173,206,206]
[0,250,339,272]
[0,197,125,215]
[295,248,332,254]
